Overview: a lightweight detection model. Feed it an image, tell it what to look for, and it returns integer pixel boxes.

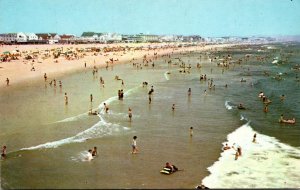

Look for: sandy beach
[0,43,231,88]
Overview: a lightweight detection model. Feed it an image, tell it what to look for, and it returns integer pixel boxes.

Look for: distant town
[0,32,282,45]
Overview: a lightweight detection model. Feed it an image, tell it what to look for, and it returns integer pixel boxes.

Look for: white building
[99,33,122,43]
[160,35,179,42]
[0,32,27,43]
[24,33,38,41]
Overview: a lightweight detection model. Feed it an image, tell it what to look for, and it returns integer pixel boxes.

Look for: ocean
[1,43,299,188]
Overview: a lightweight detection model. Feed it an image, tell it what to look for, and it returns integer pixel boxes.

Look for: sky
[0,0,300,37]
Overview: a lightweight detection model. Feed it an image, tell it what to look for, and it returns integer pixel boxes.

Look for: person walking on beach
[131,136,138,154]
[44,73,47,81]
[128,107,132,122]
[84,62,86,68]
[64,92,68,105]
[6,78,9,86]
[1,145,7,160]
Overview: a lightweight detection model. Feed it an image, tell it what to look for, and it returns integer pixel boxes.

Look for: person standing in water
[64,92,68,105]
[252,133,257,143]
[1,145,7,160]
[188,88,191,96]
[148,94,152,104]
[131,136,138,154]
[90,94,93,102]
[189,127,193,137]
[172,104,175,111]
[128,107,132,122]
[104,103,109,113]
[92,147,97,157]
[264,104,268,113]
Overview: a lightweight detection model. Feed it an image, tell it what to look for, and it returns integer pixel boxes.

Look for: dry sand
[0,43,231,88]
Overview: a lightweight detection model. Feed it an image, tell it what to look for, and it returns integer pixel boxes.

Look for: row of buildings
[0,32,205,44]
[0,32,276,44]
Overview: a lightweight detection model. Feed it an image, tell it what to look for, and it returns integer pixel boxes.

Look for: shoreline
[0,43,234,89]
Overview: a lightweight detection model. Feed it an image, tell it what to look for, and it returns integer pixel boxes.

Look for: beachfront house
[0,32,27,43]
[24,33,39,43]
[81,32,102,43]
[36,33,58,44]
[25,33,38,41]
[59,34,75,44]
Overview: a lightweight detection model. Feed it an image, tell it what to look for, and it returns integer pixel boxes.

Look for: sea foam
[201,122,300,188]
[21,87,140,150]
[225,101,233,110]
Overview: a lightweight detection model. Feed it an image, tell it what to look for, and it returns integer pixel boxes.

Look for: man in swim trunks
[165,162,178,173]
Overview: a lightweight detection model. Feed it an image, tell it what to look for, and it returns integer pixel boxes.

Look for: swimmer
[264,104,268,113]
[172,104,175,111]
[280,94,285,101]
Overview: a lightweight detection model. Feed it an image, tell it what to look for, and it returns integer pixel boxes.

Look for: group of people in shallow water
[222,133,258,160]
[258,91,296,124]
[86,146,98,161]
[222,142,243,160]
